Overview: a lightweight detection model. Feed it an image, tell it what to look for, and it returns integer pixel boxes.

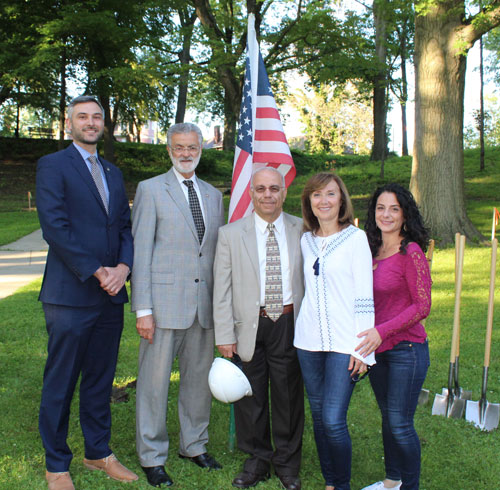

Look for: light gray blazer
[213,212,304,361]
[131,168,224,329]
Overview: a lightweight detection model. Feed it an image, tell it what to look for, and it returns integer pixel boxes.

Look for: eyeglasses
[251,185,284,194]
[171,145,200,154]
[351,366,371,383]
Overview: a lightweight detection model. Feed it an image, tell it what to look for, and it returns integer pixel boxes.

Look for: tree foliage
[290,82,372,155]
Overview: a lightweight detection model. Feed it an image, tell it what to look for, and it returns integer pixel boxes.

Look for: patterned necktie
[183,180,205,244]
[88,155,109,214]
[264,223,283,321]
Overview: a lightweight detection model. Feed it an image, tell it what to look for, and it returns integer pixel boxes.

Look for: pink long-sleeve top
[373,242,431,353]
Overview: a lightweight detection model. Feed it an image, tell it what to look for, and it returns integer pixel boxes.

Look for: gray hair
[250,166,285,188]
[167,123,203,147]
[67,95,104,119]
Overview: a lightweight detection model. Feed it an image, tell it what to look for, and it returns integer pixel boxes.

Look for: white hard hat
[208,357,253,403]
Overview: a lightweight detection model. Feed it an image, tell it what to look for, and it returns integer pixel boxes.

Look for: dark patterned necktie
[264,223,283,321]
[183,180,205,244]
[88,155,109,214]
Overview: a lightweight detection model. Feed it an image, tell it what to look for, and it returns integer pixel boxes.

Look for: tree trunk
[58,46,67,150]
[411,2,482,244]
[99,95,115,163]
[223,84,239,150]
[175,10,196,124]
[400,36,409,157]
[371,0,388,162]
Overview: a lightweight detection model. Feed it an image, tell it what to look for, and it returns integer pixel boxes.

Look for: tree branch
[461,2,500,46]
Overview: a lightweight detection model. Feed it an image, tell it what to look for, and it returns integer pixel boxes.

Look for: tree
[411,0,500,244]
[290,82,372,154]
[372,0,389,161]
[0,0,59,122]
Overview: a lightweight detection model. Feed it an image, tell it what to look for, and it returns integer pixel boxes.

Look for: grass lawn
[0,247,499,489]
[0,147,499,488]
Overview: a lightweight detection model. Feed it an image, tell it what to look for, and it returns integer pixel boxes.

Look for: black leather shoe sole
[141,465,173,487]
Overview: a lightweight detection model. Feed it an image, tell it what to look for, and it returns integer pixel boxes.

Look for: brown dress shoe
[45,471,75,490]
[83,453,139,482]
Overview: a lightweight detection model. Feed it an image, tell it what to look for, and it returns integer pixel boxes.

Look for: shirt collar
[73,142,98,163]
[173,166,198,186]
[254,211,284,236]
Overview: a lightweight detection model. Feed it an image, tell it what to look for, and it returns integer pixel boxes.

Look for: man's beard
[170,153,201,175]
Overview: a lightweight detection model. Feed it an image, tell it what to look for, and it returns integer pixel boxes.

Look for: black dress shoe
[178,452,222,470]
[277,474,301,490]
[232,471,270,488]
[141,465,173,487]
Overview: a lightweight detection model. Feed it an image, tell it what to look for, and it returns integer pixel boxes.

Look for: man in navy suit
[36,95,137,490]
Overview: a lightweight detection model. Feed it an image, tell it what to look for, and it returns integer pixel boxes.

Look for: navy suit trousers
[39,300,124,472]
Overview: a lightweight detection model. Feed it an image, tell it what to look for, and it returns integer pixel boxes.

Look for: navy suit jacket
[36,143,133,307]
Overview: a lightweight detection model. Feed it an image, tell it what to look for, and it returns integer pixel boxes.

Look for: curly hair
[301,172,354,233]
[364,183,429,257]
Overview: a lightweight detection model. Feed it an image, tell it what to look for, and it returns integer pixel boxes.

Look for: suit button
[199,253,202,257]
[195,279,199,283]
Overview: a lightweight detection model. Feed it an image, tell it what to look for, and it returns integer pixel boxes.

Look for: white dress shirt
[254,212,293,306]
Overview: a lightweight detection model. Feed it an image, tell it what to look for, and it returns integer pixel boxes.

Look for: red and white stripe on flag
[228,14,295,223]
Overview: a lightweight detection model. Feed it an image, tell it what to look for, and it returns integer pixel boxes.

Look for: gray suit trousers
[136,320,214,466]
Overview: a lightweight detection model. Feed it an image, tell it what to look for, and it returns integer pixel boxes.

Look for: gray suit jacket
[213,212,304,361]
[131,168,224,329]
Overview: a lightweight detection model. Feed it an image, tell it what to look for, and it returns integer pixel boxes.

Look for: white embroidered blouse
[294,225,376,365]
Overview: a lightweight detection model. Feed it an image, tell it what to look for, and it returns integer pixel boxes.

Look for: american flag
[228,14,296,223]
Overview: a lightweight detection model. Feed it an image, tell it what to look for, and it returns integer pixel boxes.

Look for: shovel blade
[466,400,500,431]
[432,392,448,416]
[460,389,472,401]
[447,397,466,418]
[418,389,429,406]
[441,388,472,400]
[432,392,465,418]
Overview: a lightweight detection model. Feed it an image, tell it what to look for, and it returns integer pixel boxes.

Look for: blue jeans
[369,341,430,490]
[297,349,356,490]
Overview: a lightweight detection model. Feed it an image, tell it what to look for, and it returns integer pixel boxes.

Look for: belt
[259,304,294,319]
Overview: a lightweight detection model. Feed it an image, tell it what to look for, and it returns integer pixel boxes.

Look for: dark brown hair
[301,172,354,233]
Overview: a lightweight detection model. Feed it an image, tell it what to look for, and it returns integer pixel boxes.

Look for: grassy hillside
[1,139,498,245]
[0,144,500,488]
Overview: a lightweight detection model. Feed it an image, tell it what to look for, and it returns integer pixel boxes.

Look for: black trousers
[234,311,304,477]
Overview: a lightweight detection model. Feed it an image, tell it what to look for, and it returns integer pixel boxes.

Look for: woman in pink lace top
[356,184,431,490]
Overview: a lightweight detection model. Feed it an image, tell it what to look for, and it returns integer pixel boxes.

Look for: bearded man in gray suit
[131,123,224,488]
[213,167,305,490]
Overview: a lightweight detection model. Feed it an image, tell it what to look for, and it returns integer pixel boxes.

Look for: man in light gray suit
[213,167,305,490]
[131,123,225,488]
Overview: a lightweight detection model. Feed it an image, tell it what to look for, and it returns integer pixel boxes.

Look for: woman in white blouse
[294,172,375,490]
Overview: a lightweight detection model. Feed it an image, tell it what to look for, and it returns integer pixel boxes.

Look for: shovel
[432,234,467,418]
[441,234,472,401]
[418,239,435,406]
[465,238,499,431]
[450,234,472,401]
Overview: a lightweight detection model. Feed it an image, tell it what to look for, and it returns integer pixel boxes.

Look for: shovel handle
[484,239,497,368]
[427,239,435,268]
[450,234,465,363]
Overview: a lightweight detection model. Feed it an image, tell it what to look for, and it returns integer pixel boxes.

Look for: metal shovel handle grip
[484,239,497,369]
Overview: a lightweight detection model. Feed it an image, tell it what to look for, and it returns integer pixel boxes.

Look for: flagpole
[247,13,258,153]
